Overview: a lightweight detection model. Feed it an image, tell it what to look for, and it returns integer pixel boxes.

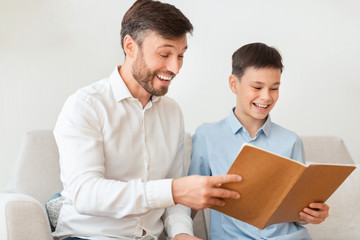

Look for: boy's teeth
[255,103,268,109]
[157,74,172,81]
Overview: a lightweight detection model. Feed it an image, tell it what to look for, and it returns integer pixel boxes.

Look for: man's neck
[118,64,151,108]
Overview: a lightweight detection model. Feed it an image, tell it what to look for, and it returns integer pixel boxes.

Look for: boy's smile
[229,67,281,132]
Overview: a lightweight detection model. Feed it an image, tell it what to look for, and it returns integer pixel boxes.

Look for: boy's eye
[159,54,169,58]
[178,55,184,59]
[271,88,279,91]
[252,86,261,90]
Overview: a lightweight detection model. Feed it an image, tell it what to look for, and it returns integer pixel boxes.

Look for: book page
[267,164,356,227]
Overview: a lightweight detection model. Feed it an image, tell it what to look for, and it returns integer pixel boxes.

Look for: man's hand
[299,203,329,224]
[172,174,242,210]
[171,233,202,240]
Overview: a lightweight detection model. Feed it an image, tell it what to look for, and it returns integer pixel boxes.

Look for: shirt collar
[226,107,272,137]
[262,115,272,137]
[109,66,133,102]
[227,108,243,134]
[109,66,160,103]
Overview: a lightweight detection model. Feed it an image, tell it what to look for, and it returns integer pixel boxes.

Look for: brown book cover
[212,143,356,230]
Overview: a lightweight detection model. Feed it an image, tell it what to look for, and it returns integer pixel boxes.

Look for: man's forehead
[142,31,188,50]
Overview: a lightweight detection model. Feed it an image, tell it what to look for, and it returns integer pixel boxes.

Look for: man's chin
[145,85,169,97]
[152,88,168,96]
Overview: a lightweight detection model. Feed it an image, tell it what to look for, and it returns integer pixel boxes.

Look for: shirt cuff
[163,205,194,238]
[145,179,175,209]
[167,219,193,238]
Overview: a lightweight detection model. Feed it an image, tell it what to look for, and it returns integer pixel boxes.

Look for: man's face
[131,32,188,96]
[231,67,281,126]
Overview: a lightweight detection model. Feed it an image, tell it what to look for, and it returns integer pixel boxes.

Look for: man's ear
[123,34,137,58]
[229,74,239,94]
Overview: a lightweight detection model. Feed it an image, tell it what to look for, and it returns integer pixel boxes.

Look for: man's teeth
[157,74,172,81]
[255,103,268,109]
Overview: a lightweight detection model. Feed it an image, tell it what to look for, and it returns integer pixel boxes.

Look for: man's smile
[156,73,175,81]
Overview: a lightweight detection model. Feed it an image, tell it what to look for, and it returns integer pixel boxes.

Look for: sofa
[0,130,359,240]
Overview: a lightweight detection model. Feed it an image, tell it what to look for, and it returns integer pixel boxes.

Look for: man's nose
[167,57,182,75]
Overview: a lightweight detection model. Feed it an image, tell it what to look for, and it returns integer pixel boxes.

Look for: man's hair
[232,43,283,79]
[120,0,193,53]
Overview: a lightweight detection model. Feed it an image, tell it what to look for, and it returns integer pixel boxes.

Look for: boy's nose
[260,90,271,100]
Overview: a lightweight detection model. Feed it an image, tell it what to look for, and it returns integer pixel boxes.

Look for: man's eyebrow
[157,44,188,50]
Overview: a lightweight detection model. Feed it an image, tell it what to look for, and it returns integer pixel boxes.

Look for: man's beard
[131,50,170,97]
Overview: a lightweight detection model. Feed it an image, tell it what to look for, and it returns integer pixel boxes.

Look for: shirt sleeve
[188,127,212,176]
[291,135,306,164]
[54,93,174,219]
[162,110,194,238]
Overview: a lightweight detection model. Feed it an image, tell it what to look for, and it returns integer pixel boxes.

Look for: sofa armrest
[0,192,53,240]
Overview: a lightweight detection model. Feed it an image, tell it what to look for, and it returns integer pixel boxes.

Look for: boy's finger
[309,203,329,210]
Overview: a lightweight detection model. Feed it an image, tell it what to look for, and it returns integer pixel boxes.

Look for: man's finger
[209,174,242,186]
[209,187,240,200]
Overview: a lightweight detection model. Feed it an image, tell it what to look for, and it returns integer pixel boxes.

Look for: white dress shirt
[53,66,193,240]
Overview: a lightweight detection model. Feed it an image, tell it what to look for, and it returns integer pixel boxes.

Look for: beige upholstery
[302,136,353,164]
[5,130,63,204]
[0,131,358,240]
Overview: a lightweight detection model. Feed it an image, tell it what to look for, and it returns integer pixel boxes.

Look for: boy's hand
[171,233,202,240]
[299,202,329,224]
[172,174,242,210]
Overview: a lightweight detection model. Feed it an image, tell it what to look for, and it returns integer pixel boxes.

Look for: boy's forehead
[242,67,281,83]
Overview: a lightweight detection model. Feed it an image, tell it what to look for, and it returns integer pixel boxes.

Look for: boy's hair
[232,43,283,79]
[120,0,193,54]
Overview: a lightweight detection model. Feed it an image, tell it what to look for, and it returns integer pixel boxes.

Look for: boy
[188,43,329,239]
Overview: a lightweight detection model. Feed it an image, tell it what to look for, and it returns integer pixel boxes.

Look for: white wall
[1,0,359,189]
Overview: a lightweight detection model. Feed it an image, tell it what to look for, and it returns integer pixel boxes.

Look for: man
[52,0,242,239]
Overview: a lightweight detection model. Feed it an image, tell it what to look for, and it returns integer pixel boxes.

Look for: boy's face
[229,67,281,126]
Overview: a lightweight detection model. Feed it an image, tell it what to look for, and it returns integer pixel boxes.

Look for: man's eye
[271,88,279,91]
[160,54,169,58]
[178,55,184,59]
[253,87,261,90]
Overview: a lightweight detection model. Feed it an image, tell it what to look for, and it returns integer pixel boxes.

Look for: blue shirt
[188,109,312,240]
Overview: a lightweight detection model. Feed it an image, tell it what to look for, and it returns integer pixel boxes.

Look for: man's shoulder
[76,78,110,98]
[69,78,110,105]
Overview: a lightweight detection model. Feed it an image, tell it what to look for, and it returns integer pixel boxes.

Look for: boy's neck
[234,110,267,138]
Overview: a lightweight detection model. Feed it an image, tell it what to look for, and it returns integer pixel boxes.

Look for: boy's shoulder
[270,121,301,142]
[195,117,229,137]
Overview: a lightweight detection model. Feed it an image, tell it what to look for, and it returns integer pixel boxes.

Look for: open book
[212,143,356,230]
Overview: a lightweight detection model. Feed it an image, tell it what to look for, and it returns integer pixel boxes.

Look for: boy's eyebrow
[252,81,281,85]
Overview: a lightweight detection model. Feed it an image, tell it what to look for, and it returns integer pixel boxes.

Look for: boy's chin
[251,113,269,121]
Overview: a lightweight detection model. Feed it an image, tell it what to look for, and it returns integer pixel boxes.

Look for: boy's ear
[123,34,137,58]
[229,75,239,94]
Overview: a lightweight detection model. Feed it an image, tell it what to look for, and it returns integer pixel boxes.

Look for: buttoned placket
[136,98,154,237]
